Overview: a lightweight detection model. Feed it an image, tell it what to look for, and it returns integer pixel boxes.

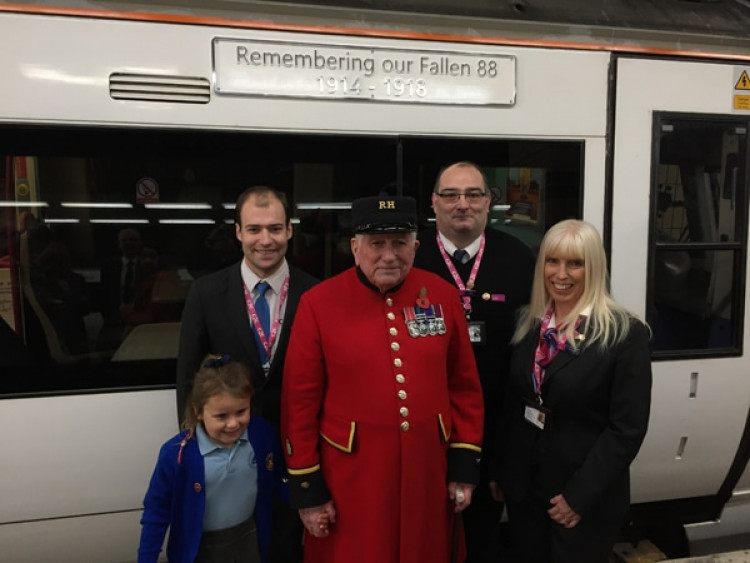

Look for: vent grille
[109,73,210,104]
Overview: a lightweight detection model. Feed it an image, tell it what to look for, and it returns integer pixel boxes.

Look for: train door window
[649,115,748,356]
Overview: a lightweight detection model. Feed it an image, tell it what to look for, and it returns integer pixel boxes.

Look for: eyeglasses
[434,190,488,203]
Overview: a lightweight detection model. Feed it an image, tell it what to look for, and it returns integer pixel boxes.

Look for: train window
[0,127,582,395]
[649,115,748,356]
[401,137,583,248]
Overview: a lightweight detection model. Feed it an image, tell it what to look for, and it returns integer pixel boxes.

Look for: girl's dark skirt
[195,516,260,563]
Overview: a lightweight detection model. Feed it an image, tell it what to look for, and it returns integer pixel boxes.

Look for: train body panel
[0,390,175,523]
[0,2,749,560]
[0,13,610,137]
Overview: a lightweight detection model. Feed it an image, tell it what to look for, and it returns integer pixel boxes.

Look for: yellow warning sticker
[734,95,750,110]
[735,70,750,90]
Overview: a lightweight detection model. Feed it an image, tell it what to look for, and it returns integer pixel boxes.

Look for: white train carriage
[0,1,749,560]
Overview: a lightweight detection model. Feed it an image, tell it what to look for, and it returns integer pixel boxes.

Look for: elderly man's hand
[299,501,337,537]
[448,482,475,513]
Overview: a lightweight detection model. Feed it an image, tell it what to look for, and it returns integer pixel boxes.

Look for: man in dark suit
[177,185,318,428]
[177,185,317,563]
[414,161,536,563]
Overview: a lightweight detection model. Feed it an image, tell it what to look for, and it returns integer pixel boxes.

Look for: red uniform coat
[281,267,484,563]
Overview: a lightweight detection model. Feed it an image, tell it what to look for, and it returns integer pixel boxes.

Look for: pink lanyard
[242,274,290,361]
[436,232,486,316]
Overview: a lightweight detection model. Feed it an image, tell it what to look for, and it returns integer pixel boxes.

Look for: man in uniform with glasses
[415,161,536,562]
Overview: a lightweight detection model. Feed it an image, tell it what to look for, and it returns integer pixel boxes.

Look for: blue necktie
[254,281,271,363]
[454,249,469,264]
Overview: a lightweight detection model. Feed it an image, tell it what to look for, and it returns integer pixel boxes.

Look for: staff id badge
[524,398,551,430]
[467,321,486,345]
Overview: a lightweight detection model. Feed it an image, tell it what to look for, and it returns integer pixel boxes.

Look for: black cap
[351,196,418,234]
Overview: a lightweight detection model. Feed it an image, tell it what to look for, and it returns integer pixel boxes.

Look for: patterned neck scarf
[532,307,584,396]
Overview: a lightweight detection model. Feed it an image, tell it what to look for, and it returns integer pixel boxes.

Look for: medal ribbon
[436,232,485,315]
[242,274,290,363]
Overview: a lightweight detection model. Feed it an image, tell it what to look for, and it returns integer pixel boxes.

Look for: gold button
[396,374,405,383]
[400,407,409,417]
[389,328,398,336]
[482,292,491,301]
[398,390,407,400]
[385,297,394,307]
[391,342,400,351]
[387,312,395,321]
[394,358,402,367]
[301,481,310,489]
[400,421,410,432]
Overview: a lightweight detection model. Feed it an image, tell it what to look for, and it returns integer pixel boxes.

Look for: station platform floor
[668,552,750,562]
[612,541,750,562]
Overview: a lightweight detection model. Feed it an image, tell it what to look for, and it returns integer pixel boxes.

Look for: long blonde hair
[513,219,640,350]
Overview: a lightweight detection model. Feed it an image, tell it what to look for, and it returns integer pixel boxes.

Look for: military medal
[403,307,421,338]
[417,309,429,336]
[434,304,447,334]
[404,288,446,338]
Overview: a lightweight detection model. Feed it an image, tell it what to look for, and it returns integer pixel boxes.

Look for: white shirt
[240,259,290,358]
[437,231,482,261]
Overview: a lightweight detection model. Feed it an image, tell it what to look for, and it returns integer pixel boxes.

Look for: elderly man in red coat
[281,195,484,563]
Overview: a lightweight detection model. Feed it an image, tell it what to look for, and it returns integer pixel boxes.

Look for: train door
[611,56,750,552]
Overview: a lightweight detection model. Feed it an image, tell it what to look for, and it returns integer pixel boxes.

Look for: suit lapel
[543,349,577,380]
[518,330,540,396]
[268,266,309,375]
[542,321,589,382]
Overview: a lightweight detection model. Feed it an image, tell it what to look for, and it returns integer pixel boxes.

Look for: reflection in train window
[649,116,748,356]
[0,127,582,394]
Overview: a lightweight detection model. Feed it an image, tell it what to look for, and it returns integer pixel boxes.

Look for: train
[1,0,750,560]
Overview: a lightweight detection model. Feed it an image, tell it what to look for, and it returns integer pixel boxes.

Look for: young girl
[138,354,286,563]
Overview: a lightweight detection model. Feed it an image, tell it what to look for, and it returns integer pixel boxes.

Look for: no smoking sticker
[136,177,159,203]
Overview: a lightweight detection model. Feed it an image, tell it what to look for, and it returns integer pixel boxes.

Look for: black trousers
[462,477,505,563]
[506,488,626,563]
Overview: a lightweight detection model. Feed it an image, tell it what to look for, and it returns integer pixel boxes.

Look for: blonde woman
[490,219,652,562]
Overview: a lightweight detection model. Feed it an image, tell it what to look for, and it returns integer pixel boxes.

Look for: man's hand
[299,501,337,537]
[448,481,475,513]
[488,480,505,503]
[548,494,581,528]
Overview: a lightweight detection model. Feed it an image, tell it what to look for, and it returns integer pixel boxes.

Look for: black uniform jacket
[415,226,536,462]
[176,261,318,428]
[498,318,652,517]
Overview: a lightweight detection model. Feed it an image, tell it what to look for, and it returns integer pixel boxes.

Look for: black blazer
[497,317,652,517]
[176,262,318,428]
[414,227,536,462]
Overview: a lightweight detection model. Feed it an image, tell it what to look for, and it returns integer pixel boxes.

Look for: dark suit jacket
[497,317,652,518]
[414,227,536,465]
[176,262,318,428]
